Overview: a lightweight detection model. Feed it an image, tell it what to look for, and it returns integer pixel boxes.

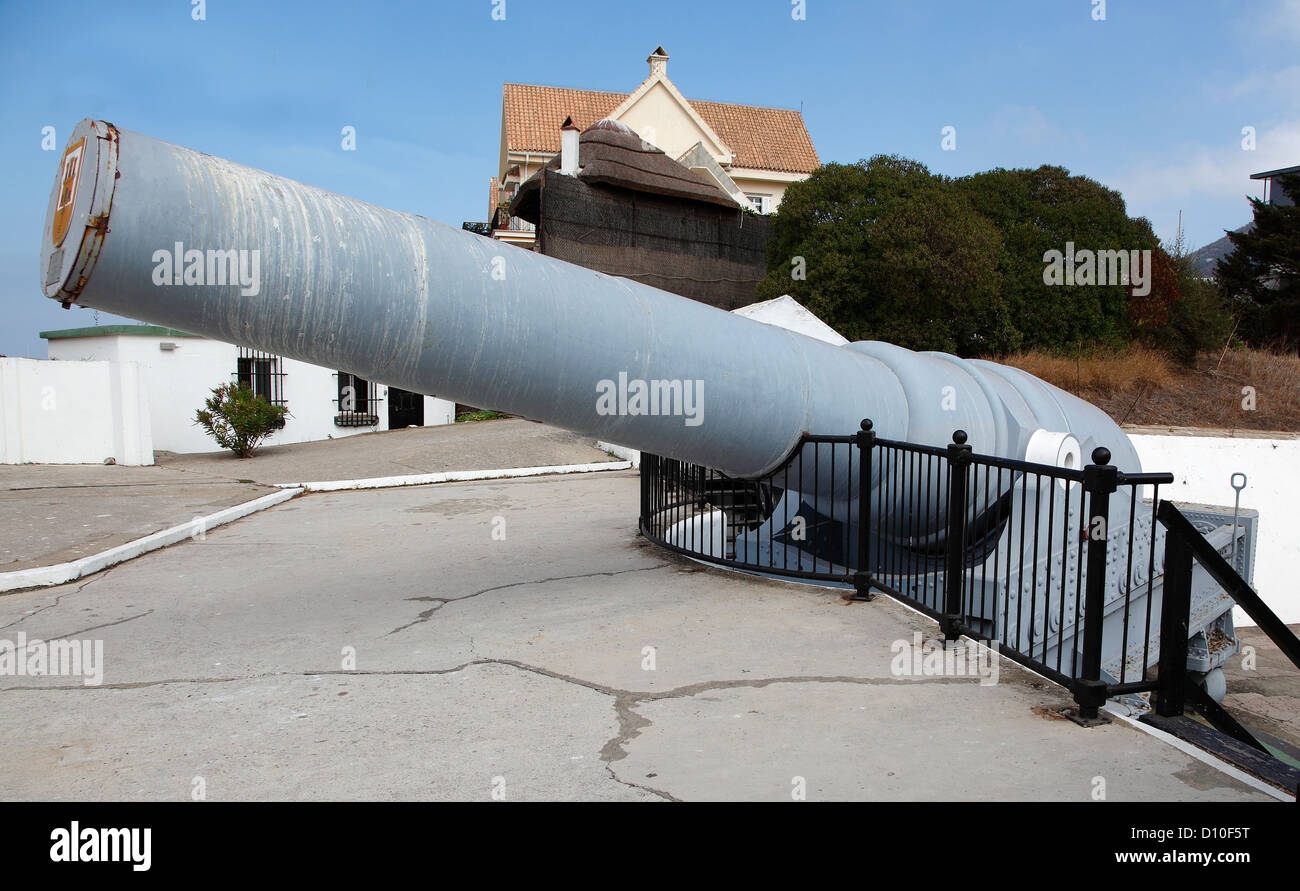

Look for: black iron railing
[234,347,287,429]
[1154,502,1300,740]
[235,347,287,408]
[640,419,1174,720]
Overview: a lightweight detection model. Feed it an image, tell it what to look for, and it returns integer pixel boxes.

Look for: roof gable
[501,82,819,174]
[606,73,732,164]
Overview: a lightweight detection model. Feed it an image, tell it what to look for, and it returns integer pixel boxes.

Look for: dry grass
[1207,347,1300,424]
[1001,346,1175,399]
[1000,346,1300,432]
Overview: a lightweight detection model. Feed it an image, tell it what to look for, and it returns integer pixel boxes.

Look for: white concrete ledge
[0,487,302,593]
[277,461,633,493]
[597,442,641,466]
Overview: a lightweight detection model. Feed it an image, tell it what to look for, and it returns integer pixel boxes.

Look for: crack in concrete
[597,673,967,766]
[388,603,445,633]
[603,764,680,802]
[0,662,492,692]
[0,567,119,630]
[387,564,670,635]
[0,655,975,801]
[45,609,154,641]
[0,593,69,630]
[5,481,259,493]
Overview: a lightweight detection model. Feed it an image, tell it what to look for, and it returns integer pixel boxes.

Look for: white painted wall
[1129,431,1300,625]
[0,358,153,465]
[620,81,729,163]
[729,173,800,212]
[422,394,457,429]
[46,334,456,454]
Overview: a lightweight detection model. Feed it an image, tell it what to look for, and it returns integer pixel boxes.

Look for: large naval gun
[40,119,1250,699]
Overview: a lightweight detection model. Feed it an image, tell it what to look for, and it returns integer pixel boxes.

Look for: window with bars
[233,348,287,426]
[335,372,381,427]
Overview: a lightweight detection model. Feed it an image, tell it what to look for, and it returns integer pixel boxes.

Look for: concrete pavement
[155,419,619,486]
[1223,625,1300,759]
[0,420,618,575]
[0,471,1277,801]
[0,464,275,573]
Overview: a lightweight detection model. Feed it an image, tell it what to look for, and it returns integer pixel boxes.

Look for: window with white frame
[745,193,771,214]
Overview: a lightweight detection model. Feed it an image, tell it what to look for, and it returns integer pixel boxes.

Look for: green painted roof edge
[40,325,203,340]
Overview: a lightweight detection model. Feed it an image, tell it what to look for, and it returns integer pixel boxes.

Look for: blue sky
[1,0,1296,357]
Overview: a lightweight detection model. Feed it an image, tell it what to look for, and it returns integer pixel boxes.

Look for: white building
[39,325,455,457]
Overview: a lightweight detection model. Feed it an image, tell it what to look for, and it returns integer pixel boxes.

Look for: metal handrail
[1157,502,1300,672]
[640,419,1173,720]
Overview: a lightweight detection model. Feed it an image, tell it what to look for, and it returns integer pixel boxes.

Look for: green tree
[194,382,289,458]
[757,156,1014,355]
[1216,173,1300,347]
[954,165,1166,352]
[1145,224,1234,366]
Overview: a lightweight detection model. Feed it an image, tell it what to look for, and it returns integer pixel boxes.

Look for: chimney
[647,46,668,79]
[560,116,580,176]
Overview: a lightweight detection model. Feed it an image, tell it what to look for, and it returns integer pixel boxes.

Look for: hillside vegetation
[1001,346,1300,432]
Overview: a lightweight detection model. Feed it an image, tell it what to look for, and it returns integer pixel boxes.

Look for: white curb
[0,487,303,593]
[277,460,633,492]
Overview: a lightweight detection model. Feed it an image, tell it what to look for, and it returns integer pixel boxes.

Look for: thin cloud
[1277,0,1300,42]
[1237,0,1300,46]
[1105,121,1300,210]
[988,104,1069,149]
[1221,64,1300,108]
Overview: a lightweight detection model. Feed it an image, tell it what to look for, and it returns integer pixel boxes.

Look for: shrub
[761,159,1175,358]
[455,410,508,423]
[194,382,289,458]
[757,156,1014,355]
[1157,278,1234,366]
[955,165,1168,353]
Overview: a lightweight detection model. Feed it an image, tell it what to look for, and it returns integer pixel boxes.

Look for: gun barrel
[40,119,1137,479]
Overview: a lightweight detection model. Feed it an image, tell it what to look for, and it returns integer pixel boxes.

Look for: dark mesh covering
[508,123,771,311]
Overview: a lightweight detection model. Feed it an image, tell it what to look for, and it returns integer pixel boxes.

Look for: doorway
[387,387,424,429]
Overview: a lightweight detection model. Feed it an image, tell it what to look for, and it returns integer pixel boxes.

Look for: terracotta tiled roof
[502,84,624,157]
[689,99,819,175]
[502,83,819,174]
